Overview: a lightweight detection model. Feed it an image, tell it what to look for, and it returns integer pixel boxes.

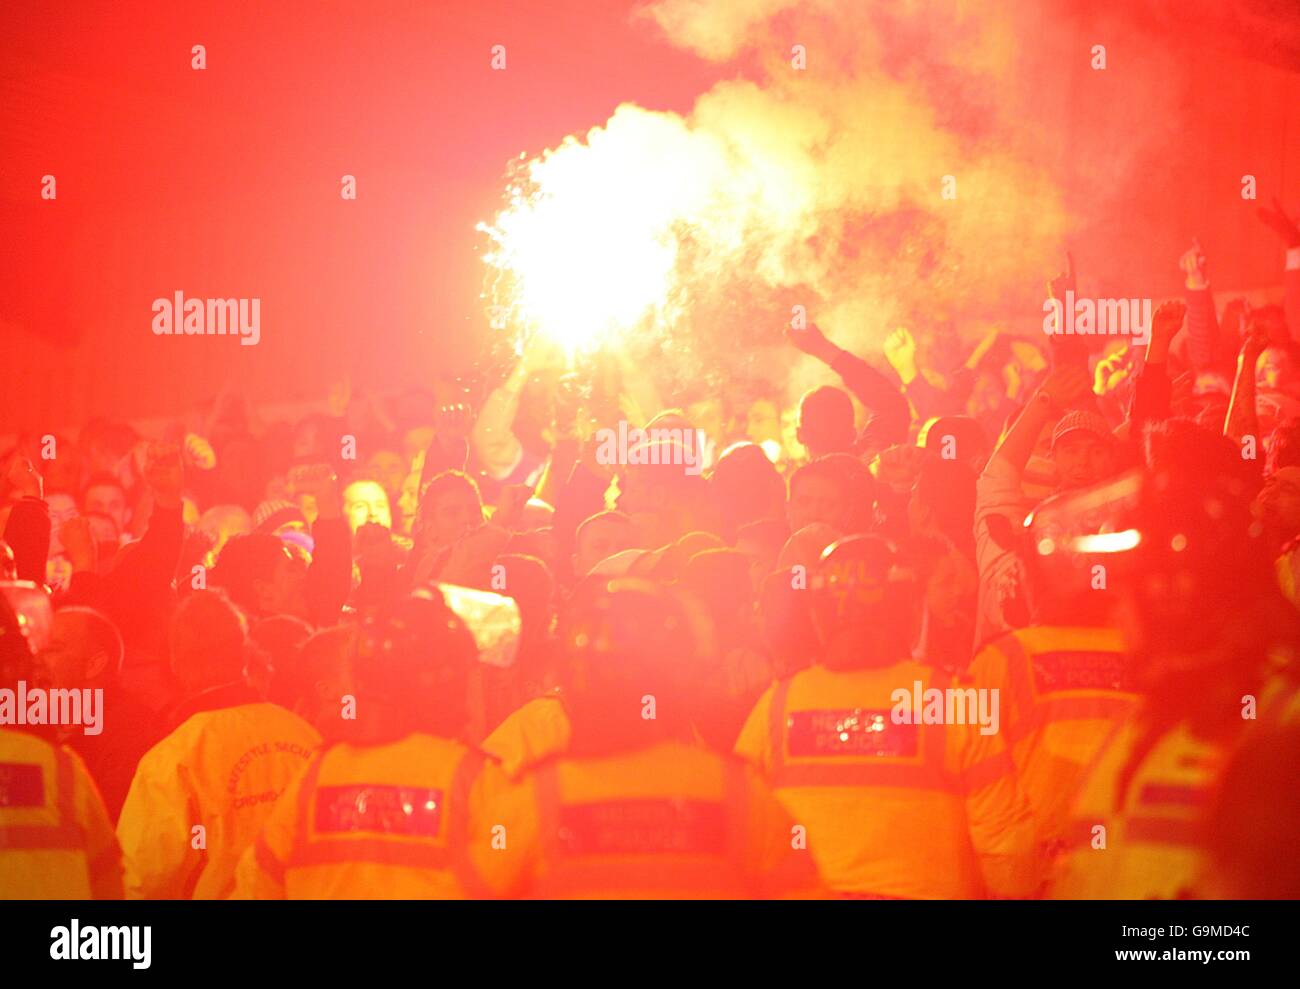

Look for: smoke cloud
[482,0,1198,410]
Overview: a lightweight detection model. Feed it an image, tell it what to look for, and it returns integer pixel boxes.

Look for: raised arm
[786,320,910,446]
[128,442,186,575]
[1128,299,1186,435]
[1179,241,1219,371]
[470,360,528,479]
[1224,314,1268,445]
[883,326,962,419]
[1045,252,1089,372]
[2,454,50,582]
[470,338,564,481]
[290,464,351,627]
[987,365,1091,478]
[1257,198,1300,343]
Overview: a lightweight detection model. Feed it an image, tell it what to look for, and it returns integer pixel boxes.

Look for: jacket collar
[170,682,263,727]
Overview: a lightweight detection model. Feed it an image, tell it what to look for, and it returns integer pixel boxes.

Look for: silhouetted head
[797,386,856,458]
[809,535,917,670]
[169,590,248,694]
[558,577,708,753]
[350,591,479,740]
[212,532,309,620]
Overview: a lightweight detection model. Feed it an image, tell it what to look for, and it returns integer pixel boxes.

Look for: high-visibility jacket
[481,695,571,779]
[232,733,504,898]
[1,728,123,899]
[968,625,1137,847]
[117,691,320,899]
[735,662,1040,898]
[471,740,825,899]
[1047,717,1221,899]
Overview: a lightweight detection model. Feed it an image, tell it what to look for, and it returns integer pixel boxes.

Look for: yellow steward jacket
[968,625,1138,847]
[481,695,571,780]
[233,732,503,898]
[735,662,1040,898]
[1,727,122,899]
[116,686,320,899]
[1048,716,1221,899]
[471,740,825,899]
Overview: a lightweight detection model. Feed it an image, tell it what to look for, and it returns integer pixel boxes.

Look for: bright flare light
[479,110,700,355]
[477,102,800,358]
[478,42,1070,380]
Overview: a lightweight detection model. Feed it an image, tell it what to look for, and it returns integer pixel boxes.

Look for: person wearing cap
[233,592,502,898]
[250,499,309,539]
[1049,409,1118,492]
[736,535,1041,898]
[212,465,350,628]
[472,578,825,898]
[211,497,345,632]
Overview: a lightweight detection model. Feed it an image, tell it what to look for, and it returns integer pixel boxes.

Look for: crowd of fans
[2,205,1300,899]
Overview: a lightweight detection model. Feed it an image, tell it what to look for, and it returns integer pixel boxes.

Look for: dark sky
[2,0,1298,433]
[0,1,726,427]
